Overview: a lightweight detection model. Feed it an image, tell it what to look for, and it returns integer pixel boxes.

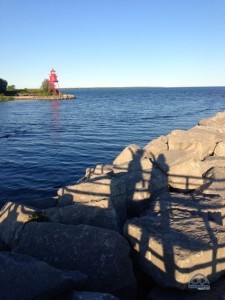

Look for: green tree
[7,85,16,91]
[0,78,8,94]
[41,79,53,95]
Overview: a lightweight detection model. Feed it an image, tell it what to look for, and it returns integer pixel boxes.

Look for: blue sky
[1,0,225,88]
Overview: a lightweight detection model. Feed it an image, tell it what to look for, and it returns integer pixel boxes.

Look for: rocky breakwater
[1,110,225,299]
[14,93,76,100]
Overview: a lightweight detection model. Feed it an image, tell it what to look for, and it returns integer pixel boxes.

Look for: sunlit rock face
[124,192,225,290]
[13,222,137,300]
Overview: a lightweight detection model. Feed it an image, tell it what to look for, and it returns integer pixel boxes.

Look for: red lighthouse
[49,68,60,94]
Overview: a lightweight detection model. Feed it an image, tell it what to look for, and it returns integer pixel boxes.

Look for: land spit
[1,110,225,299]
[13,94,75,100]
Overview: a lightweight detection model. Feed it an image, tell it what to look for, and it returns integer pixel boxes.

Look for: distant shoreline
[12,94,76,101]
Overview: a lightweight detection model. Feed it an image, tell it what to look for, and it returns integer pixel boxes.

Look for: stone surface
[154,150,203,191]
[199,110,225,127]
[144,136,168,158]
[13,222,136,299]
[46,200,119,232]
[0,202,38,247]
[113,157,152,174]
[196,167,225,197]
[199,156,225,175]
[167,128,220,160]
[124,192,225,289]
[67,291,120,300]
[0,252,86,300]
[113,144,144,165]
[214,141,225,157]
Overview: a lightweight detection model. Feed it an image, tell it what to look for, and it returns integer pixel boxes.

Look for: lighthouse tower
[49,68,60,94]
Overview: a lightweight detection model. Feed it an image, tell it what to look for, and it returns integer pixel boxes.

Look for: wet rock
[13,222,136,299]
[0,202,39,247]
[144,136,168,158]
[0,252,86,300]
[167,128,220,160]
[46,200,119,232]
[124,193,225,289]
[154,150,203,191]
[66,291,120,300]
[214,141,225,157]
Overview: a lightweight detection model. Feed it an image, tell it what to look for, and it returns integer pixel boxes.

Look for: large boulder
[0,252,86,300]
[154,150,203,191]
[13,222,136,299]
[124,192,225,289]
[199,110,225,127]
[46,200,119,232]
[199,156,225,175]
[167,128,221,160]
[113,144,144,165]
[144,136,168,158]
[0,202,39,247]
[196,167,225,197]
[214,141,225,157]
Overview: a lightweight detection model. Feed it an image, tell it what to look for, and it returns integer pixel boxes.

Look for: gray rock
[144,136,168,157]
[196,167,225,197]
[113,144,144,165]
[0,252,86,300]
[199,156,225,175]
[46,200,119,232]
[153,150,203,191]
[67,291,120,300]
[0,202,39,247]
[13,222,136,299]
[214,141,225,157]
[124,192,225,289]
[167,128,220,160]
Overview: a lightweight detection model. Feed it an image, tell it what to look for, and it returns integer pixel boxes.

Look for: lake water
[0,87,225,204]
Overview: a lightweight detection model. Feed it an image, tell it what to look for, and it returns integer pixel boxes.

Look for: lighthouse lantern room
[49,68,60,94]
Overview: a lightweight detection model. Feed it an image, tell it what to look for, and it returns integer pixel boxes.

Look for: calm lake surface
[0,87,225,204]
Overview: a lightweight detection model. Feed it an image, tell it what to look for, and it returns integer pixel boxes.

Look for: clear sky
[1,0,225,88]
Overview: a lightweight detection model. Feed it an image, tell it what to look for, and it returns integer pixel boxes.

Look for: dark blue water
[0,87,225,204]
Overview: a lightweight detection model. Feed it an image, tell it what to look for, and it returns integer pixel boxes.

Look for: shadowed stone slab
[0,202,38,247]
[13,222,136,299]
[0,252,86,300]
[196,167,225,198]
[199,156,225,175]
[124,200,225,289]
[154,150,203,191]
[46,200,119,232]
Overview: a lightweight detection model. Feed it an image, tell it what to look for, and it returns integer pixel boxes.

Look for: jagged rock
[84,165,114,180]
[13,222,136,299]
[46,200,119,232]
[196,167,225,197]
[67,291,120,300]
[214,141,225,157]
[0,202,39,247]
[124,192,225,289]
[167,128,221,160]
[57,174,126,204]
[113,144,145,165]
[199,156,225,175]
[144,136,168,157]
[0,252,86,300]
[154,150,203,191]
